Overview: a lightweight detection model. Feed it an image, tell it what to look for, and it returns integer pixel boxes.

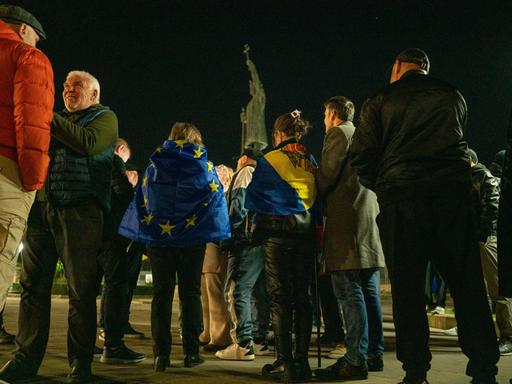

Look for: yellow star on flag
[155,146,162,153]
[203,201,209,207]
[207,161,214,172]
[209,180,219,193]
[141,212,154,225]
[142,176,148,187]
[185,214,197,228]
[194,147,203,159]
[175,140,186,149]
[140,196,148,208]
[159,220,176,236]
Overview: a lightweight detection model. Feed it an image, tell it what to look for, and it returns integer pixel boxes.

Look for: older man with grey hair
[0,70,126,383]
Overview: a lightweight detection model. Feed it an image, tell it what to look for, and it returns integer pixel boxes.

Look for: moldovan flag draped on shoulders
[245,143,317,215]
[118,139,231,247]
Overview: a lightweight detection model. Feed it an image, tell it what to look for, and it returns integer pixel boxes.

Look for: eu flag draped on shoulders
[118,139,231,247]
[246,140,317,215]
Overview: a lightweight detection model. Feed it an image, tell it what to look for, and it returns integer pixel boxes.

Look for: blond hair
[169,122,203,146]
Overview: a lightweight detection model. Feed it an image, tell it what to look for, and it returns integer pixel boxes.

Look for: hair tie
[291,109,301,119]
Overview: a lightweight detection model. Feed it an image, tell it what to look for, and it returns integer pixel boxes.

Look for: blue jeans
[225,245,265,344]
[331,268,384,366]
[251,271,270,342]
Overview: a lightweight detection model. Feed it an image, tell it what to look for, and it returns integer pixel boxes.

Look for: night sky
[17,1,512,169]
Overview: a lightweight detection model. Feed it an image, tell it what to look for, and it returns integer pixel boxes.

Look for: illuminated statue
[241,44,267,151]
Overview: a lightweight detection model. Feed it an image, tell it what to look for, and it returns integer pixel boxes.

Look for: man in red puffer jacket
[0,3,53,346]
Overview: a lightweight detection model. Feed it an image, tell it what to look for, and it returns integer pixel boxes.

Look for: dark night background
[15,1,512,169]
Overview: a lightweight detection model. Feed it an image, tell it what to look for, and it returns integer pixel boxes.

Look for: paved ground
[0,296,510,383]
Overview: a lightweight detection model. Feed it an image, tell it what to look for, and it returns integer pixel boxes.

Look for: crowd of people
[0,4,511,384]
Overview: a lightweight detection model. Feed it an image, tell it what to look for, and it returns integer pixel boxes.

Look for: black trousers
[378,195,499,380]
[147,245,205,358]
[97,234,133,348]
[99,241,143,332]
[263,236,314,360]
[15,201,103,370]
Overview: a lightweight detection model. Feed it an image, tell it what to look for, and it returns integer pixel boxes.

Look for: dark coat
[316,121,385,272]
[350,71,472,206]
[499,110,512,296]
[470,163,499,240]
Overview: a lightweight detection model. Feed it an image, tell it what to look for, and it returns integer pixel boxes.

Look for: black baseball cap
[0,4,46,39]
[396,48,430,73]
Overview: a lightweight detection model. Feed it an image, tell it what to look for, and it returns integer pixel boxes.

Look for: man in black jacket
[98,138,145,364]
[467,149,512,355]
[350,48,499,384]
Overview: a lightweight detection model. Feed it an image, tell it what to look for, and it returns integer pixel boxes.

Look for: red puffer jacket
[0,20,54,190]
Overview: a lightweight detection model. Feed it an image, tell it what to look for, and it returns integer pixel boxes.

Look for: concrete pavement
[0,296,510,383]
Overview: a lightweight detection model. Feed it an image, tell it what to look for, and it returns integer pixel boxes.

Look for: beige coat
[316,121,385,272]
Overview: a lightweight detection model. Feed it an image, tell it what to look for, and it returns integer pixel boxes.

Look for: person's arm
[316,127,349,198]
[229,166,254,230]
[349,97,383,191]
[52,110,118,155]
[111,156,135,207]
[14,49,55,190]
[479,169,500,240]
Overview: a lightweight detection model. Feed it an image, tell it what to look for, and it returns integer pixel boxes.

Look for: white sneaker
[215,343,255,361]
[431,306,445,315]
[254,341,271,356]
[327,343,347,359]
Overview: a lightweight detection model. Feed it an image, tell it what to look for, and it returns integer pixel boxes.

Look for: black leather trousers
[262,236,314,360]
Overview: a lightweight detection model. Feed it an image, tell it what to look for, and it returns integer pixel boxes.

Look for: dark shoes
[398,376,429,384]
[262,358,312,383]
[100,344,145,364]
[262,359,294,382]
[293,357,312,382]
[184,354,204,368]
[314,356,368,381]
[0,359,37,381]
[124,323,145,339]
[154,356,170,372]
[0,327,15,344]
[367,355,384,372]
[68,359,92,383]
[470,378,497,384]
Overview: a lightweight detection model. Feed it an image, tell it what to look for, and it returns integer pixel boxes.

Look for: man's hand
[126,170,138,187]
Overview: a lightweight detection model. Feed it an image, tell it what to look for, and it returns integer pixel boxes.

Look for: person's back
[356,72,470,203]
[350,48,499,384]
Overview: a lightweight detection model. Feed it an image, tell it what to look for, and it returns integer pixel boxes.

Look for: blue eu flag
[118,139,231,247]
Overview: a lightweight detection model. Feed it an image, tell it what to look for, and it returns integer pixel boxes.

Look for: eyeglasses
[63,81,85,90]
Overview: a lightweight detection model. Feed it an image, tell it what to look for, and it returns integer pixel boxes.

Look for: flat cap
[396,48,430,73]
[0,4,46,39]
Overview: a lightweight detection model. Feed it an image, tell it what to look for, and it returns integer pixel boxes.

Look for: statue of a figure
[241,44,267,151]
